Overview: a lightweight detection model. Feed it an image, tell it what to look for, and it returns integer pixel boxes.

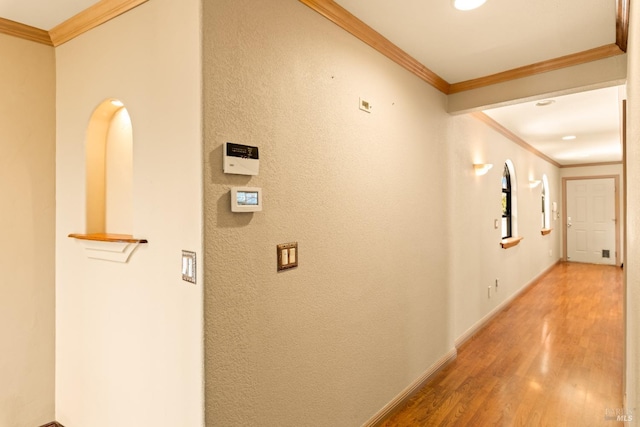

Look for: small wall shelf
[69,233,148,243]
[540,228,552,236]
[69,233,147,262]
[500,236,523,249]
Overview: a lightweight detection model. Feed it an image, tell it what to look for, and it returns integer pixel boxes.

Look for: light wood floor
[381,262,624,426]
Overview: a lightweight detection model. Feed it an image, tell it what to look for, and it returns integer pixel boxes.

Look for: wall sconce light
[473,163,493,176]
[529,179,542,188]
[453,0,487,11]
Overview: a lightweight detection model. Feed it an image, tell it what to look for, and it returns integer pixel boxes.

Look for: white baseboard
[362,260,560,426]
[361,347,457,427]
[454,259,560,348]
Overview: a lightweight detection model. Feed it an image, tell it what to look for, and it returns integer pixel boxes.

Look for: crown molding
[471,112,562,168]
[559,161,623,169]
[0,0,148,47]
[0,17,52,46]
[449,44,624,94]
[300,0,630,95]
[471,113,623,169]
[1,0,630,91]
[49,0,149,47]
[298,0,450,93]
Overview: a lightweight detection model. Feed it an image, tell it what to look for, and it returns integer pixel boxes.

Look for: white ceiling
[334,0,623,166]
[0,0,99,30]
[484,86,624,165]
[1,0,624,166]
[336,0,616,84]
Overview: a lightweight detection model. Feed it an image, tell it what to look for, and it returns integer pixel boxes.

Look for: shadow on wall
[209,145,254,228]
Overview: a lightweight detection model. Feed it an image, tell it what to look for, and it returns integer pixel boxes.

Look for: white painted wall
[448,114,561,342]
[54,0,203,425]
[203,0,561,425]
[0,33,55,427]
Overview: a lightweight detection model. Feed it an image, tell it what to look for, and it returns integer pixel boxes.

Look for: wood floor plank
[380,262,623,426]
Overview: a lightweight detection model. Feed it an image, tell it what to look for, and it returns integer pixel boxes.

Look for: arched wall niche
[85,98,133,235]
[69,98,146,261]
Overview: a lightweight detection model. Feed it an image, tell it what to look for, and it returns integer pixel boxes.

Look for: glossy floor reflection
[381,262,624,426]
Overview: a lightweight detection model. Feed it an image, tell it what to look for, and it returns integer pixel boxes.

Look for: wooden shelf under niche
[68,233,148,243]
[500,236,523,249]
[68,233,147,263]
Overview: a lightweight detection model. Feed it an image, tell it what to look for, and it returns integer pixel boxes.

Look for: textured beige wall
[0,34,56,426]
[203,1,451,425]
[55,0,203,425]
[626,0,639,415]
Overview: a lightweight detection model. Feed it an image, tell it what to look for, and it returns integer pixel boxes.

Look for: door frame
[562,175,621,266]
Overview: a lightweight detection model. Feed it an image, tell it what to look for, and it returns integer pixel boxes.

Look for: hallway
[382,262,624,426]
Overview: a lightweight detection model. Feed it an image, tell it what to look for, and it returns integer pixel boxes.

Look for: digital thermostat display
[231,187,262,212]
[237,191,259,206]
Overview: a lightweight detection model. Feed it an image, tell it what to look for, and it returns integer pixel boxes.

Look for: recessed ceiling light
[562,135,577,141]
[453,0,487,11]
[535,100,555,107]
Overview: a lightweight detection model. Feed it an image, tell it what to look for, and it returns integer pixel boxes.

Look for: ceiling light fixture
[535,100,555,107]
[453,0,486,11]
[562,135,576,141]
[111,100,124,107]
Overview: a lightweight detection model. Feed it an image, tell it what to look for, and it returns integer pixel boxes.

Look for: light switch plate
[182,250,196,284]
[277,242,298,271]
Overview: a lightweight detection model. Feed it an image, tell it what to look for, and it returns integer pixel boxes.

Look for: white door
[566,178,616,265]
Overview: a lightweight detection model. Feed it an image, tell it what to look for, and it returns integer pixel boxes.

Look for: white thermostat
[231,187,262,212]
[224,142,259,175]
